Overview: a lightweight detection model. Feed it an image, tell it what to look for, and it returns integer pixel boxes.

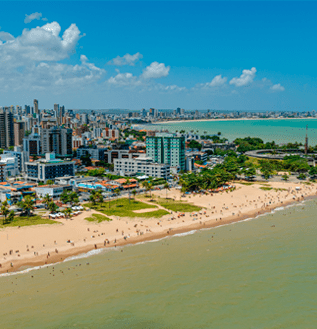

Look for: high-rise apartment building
[0,109,14,149]
[41,127,73,156]
[34,99,39,115]
[59,105,65,125]
[146,133,185,171]
[14,121,25,146]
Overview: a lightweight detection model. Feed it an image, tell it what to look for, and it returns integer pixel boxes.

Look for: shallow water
[150,118,317,144]
[0,200,317,328]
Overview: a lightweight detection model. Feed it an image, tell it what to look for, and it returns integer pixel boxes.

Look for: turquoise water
[1,200,317,328]
[150,119,317,145]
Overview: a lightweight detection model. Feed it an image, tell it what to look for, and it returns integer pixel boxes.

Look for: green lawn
[0,215,59,227]
[150,198,202,212]
[86,198,169,218]
[85,213,112,223]
[260,187,273,191]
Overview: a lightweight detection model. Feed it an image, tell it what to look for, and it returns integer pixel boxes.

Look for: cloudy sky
[0,1,316,111]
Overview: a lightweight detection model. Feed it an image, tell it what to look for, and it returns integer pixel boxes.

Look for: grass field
[260,187,273,191]
[0,215,58,227]
[86,198,169,218]
[150,198,202,212]
[85,213,112,223]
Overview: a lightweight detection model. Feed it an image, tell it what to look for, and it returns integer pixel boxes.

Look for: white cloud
[141,61,170,79]
[24,12,47,24]
[198,75,227,88]
[0,22,105,92]
[0,22,81,64]
[0,32,14,41]
[230,67,257,87]
[270,83,285,92]
[108,72,141,87]
[108,52,143,66]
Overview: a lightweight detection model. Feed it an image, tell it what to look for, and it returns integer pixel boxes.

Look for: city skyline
[0,2,316,111]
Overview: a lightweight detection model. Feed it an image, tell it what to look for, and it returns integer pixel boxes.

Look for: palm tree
[89,193,97,205]
[142,181,149,196]
[18,195,35,219]
[43,194,51,209]
[69,192,79,206]
[126,178,131,203]
[60,190,69,204]
[48,201,58,213]
[132,189,137,200]
[63,208,72,219]
[148,183,153,199]
[7,210,15,224]
[164,182,170,199]
[1,200,10,224]
[114,188,120,204]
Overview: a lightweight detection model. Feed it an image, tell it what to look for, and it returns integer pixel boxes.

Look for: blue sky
[0,1,316,111]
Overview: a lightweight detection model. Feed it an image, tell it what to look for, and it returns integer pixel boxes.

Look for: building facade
[0,109,14,149]
[146,133,185,171]
[41,127,73,156]
[25,154,75,183]
[114,156,170,178]
[14,121,25,146]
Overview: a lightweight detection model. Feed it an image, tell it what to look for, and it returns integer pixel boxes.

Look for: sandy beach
[0,181,315,275]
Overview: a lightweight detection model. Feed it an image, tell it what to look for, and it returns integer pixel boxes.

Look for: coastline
[0,181,315,275]
[149,117,317,125]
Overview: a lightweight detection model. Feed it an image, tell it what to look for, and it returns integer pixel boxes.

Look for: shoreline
[0,184,313,276]
[148,117,317,125]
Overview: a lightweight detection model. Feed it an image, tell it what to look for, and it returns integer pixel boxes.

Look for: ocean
[148,118,317,145]
[1,200,317,328]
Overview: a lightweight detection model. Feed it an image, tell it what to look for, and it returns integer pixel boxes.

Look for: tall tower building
[0,109,14,149]
[54,103,59,116]
[14,121,25,146]
[34,99,39,115]
[59,105,65,125]
[41,127,73,156]
[146,133,185,171]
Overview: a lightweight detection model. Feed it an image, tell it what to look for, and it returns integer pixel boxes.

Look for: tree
[282,174,289,181]
[63,208,72,219]
[60,190,70,204]
[48,201,59,213]
[43,194,52,209]
[164,182,170,199]
[188,140,202,151]
[90,190,103,205]
[81,153,92,167]
[147,183,153,199]
[1,200,10,223]
[309,166,317,178]
[46,180,54,185]
[126,178,131,203]
[298,173,306,180]
[7,210,15,224]
[132,189,137,200]
[69,191,79,205]
[114,188,121,204]
[18,195,35,219]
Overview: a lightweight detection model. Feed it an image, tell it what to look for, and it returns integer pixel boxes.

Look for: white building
[0,155,19,178]
[34,185,72,198]
[93,128,102,139]
[3,146,25,172]
[114,155,170,179]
